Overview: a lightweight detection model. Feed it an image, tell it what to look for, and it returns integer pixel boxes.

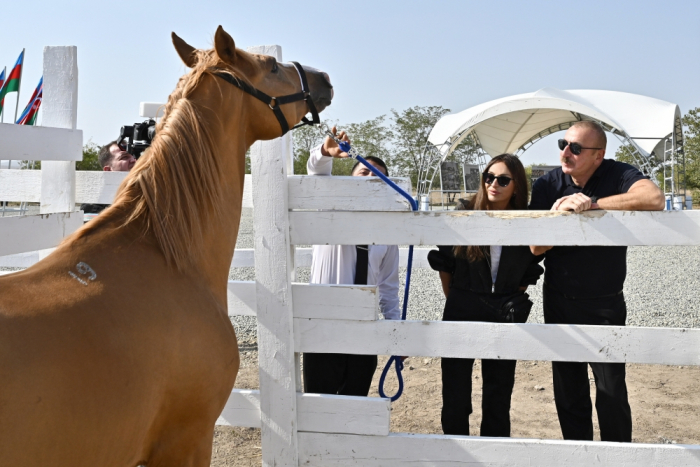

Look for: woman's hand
[320,125,351,158]
[530,245,552,256]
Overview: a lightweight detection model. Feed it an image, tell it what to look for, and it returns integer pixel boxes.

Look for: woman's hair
[454,153,528,262]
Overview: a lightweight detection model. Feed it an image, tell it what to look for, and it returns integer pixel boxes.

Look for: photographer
[80,141,136,215]
[100,141,136,172]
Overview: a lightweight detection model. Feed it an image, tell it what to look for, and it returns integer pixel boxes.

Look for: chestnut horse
[0,26,332,466]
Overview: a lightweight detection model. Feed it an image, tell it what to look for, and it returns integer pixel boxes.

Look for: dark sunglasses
[558,139,602,155]
[482,172,513,187]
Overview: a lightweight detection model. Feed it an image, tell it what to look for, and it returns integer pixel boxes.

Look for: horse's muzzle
[307,69,333,113]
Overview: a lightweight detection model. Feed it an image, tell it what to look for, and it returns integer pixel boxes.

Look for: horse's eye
[271,62,278,73]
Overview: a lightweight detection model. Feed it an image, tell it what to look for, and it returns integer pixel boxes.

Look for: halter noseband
[209,61,320,136]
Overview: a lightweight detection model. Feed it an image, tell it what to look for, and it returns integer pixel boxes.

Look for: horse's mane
[76,49,242,270]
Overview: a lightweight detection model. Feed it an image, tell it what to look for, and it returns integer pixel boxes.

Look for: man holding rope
[302,127,401,397]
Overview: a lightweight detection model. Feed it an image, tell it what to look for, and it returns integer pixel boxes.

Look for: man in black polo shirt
[529,121,664,442]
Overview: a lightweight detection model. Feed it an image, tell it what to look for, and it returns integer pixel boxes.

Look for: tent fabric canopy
[428,88,682,159]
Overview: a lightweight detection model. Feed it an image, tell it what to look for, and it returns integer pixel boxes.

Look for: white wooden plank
[229,248,432,269]
[75,171,127,204]
[217,390,391,436]
[217,389,261,428]
[288,175,413,211]
[41,46,79,214]
[297,393,390,436]
[289,210,700,246]
[242,174,253,208]
[0,170,41,202]
[0,213,83,256]
[227,281,257,316]
[0,248,53,268]
[248,43,298,467]
[294,319,700,366]
[231,248,255,267]
[0,124,82,162]
[226,281,379,320]
[294,247,313,267]
[0,171,126,204]
[299,432,700,467]
[293,284,378,320]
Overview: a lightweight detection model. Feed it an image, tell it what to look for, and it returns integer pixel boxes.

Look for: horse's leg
[146,424,216,467]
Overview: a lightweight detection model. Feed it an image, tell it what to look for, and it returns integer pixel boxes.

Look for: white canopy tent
[420,88,684,197]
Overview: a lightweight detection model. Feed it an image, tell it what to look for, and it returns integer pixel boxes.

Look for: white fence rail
[0,124,82,162]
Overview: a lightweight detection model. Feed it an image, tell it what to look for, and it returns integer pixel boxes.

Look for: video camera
[117,119,156,159]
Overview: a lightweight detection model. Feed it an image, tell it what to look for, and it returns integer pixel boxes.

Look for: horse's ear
[214,25,237,66]
[172,32,198,68]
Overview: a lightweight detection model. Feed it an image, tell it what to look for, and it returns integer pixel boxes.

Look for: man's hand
[551,193,599,213]
[320,125,351,158]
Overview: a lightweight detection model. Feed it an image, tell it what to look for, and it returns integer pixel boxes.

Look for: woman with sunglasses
[428,153,544,437]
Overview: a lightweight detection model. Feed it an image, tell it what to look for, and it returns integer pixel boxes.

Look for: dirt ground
[210,346,700,466]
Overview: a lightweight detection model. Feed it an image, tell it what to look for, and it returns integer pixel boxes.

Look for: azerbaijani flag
[16,76,42,125]
[0,50,24,114]
[0,67,6,115]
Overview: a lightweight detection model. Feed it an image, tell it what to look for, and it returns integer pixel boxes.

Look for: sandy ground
[210,348,700,466]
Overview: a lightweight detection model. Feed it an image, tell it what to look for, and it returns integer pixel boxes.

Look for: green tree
[682,107,700,190]
[77,141,102,171]
[390,106,451,186]
[336,115,394,176]
[613,143,638,166]
[292,123,325,175]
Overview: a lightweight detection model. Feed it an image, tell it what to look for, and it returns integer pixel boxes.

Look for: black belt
[544,282,623,300]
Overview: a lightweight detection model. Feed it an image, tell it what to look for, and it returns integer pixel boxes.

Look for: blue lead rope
[338,141,418,402]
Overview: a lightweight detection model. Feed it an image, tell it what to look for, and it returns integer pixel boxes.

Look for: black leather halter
[209,61,320,136]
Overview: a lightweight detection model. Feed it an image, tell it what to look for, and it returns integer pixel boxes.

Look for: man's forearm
[596,187,664,211]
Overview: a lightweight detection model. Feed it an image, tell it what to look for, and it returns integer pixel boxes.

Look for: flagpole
[0,66,5,123]
[13,49,25,124]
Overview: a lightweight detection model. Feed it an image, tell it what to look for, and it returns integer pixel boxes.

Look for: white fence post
[248,44,298,467]
[40,46,78,215]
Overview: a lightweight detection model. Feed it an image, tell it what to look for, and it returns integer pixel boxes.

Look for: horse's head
[171,26,333,141]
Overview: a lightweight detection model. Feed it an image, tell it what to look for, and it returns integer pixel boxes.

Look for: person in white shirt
[303,127,401,397]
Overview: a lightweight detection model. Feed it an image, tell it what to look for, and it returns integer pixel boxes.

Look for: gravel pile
[4,207,699,343]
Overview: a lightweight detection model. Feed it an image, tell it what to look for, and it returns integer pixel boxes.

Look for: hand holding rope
[319,124,417,402]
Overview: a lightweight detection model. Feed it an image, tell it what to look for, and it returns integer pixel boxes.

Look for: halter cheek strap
[209,61,320,136]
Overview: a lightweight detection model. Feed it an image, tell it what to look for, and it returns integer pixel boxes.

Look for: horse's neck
[101,101,248,303]
[195,133,248,294]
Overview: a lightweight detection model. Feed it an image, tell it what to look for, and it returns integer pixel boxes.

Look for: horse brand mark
[68,262,97,286]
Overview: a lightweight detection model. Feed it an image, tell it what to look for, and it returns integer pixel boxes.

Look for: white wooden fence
[3,45,700,467]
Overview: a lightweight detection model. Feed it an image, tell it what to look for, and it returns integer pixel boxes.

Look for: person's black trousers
[303,352,378,396]
[441,288,518,437]
[543,285,632,442]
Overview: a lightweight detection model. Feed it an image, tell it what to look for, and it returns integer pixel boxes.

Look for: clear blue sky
[2,0,698,165]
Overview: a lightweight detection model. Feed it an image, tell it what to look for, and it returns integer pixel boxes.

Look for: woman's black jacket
[428,245,544,294]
